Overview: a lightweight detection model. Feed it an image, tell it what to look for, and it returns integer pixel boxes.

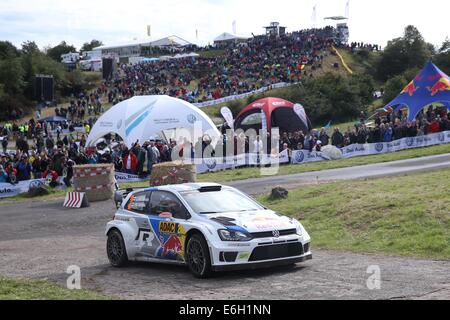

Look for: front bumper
[211,253,312,272]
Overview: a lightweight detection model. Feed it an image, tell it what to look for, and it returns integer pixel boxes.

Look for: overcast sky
[0,0,448,50]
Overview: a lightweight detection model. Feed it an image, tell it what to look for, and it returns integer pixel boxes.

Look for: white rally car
[106,183,311,278]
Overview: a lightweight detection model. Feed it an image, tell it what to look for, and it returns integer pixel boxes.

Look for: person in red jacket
[43,165,59,188]
[428,118,440,134]
[123,151,138,174]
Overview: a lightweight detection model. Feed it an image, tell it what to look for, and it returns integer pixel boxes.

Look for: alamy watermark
[66,265,81,290]
[366,265,381,290]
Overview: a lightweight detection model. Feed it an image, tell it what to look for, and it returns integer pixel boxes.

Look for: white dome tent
[86,95,221,147]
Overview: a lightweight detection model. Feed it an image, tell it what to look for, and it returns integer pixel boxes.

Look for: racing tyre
[107,229,128,267]
[186,234,212,278]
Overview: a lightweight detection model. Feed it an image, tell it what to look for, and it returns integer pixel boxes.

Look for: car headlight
[218,229,252,242]
[295,221,304,236]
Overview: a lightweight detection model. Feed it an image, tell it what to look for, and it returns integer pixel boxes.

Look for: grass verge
[0,277,111,300]
[258,168,450,260]
[0,187,70,204]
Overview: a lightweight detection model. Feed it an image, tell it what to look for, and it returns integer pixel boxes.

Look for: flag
[311,5,317,27]
[147,25,151,37]
[293,104,308,128]
[196,29,198,41]
[232,20,237,34]
[324,121,332,129]
[345,1,350,19]
[220,107,234,129]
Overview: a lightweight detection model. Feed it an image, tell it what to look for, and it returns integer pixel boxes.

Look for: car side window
[150,191,189,219]
[126,191,151,214]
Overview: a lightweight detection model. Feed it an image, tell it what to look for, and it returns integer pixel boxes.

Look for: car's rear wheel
[186,234,212,278]
[107,229,128,267]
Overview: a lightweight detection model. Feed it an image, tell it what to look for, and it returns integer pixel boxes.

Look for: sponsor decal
[29,180,44,189]
[271,101,286,106]
[187,114,197,124]
[117,119,123,130]
[99,121,113,128]
[159,222,181,235]
[406,137,414,147]
[154,220,187,261]
[438,133,445,142]
[0,187,13,194]
[375,143,384,152]
[205,158,217,170]
[252,103,265,108]
[295,151,305,163]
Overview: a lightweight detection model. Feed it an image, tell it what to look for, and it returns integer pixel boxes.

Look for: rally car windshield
[181,189,264,214]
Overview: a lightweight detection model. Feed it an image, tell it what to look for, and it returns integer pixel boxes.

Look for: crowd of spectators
[1,106,449,185]
[278,106,450,154]
[103,27,337,104]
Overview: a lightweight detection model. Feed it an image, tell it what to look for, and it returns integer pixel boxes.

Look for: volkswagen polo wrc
[106,183,311,277]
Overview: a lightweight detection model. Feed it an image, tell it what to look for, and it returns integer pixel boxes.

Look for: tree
[21,41,40,55]
[433,38,450,75]
[383,75,408,104]
[375,26,432,81]
[46,41,77,61]
[0,41,20,60]
[81,40,103,52]
[0,57,25,95]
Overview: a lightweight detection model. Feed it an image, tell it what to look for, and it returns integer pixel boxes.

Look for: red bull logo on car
[427,78,450,96]
[162,236,183,257]
[157,221,186,260]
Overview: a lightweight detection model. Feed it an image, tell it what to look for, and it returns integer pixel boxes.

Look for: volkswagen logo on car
[272,230,280,238]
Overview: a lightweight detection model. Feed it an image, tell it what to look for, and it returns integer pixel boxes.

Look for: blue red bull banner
[384,61,450,121]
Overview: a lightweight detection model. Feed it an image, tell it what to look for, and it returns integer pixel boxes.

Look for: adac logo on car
[159,222,180,235]
[187,114,197,124]
[375,143,384,152]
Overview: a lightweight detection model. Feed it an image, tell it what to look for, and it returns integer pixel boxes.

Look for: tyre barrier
[73,164,115,202]
[150,161,196,187]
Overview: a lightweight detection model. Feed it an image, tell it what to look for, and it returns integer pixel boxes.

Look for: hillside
[201,47,373,125]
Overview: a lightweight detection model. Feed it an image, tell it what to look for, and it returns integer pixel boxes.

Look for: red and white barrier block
[63,192,89,208]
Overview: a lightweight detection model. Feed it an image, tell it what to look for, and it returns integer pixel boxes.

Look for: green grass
[0,187,71,203]
[0,277,112,300]
[196,143,450,183]
[258,168,450,259]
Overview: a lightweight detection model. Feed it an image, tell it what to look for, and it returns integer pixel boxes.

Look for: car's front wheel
[107,229,128,267]
[186,234,212,278]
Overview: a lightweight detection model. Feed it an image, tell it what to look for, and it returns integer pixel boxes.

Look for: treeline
[346,25,450,105]
[223,73,375,126]
[224,25,450,125]
[0,40,102,121]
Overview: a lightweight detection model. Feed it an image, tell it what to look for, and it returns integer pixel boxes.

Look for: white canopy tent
[86,95,221,147]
